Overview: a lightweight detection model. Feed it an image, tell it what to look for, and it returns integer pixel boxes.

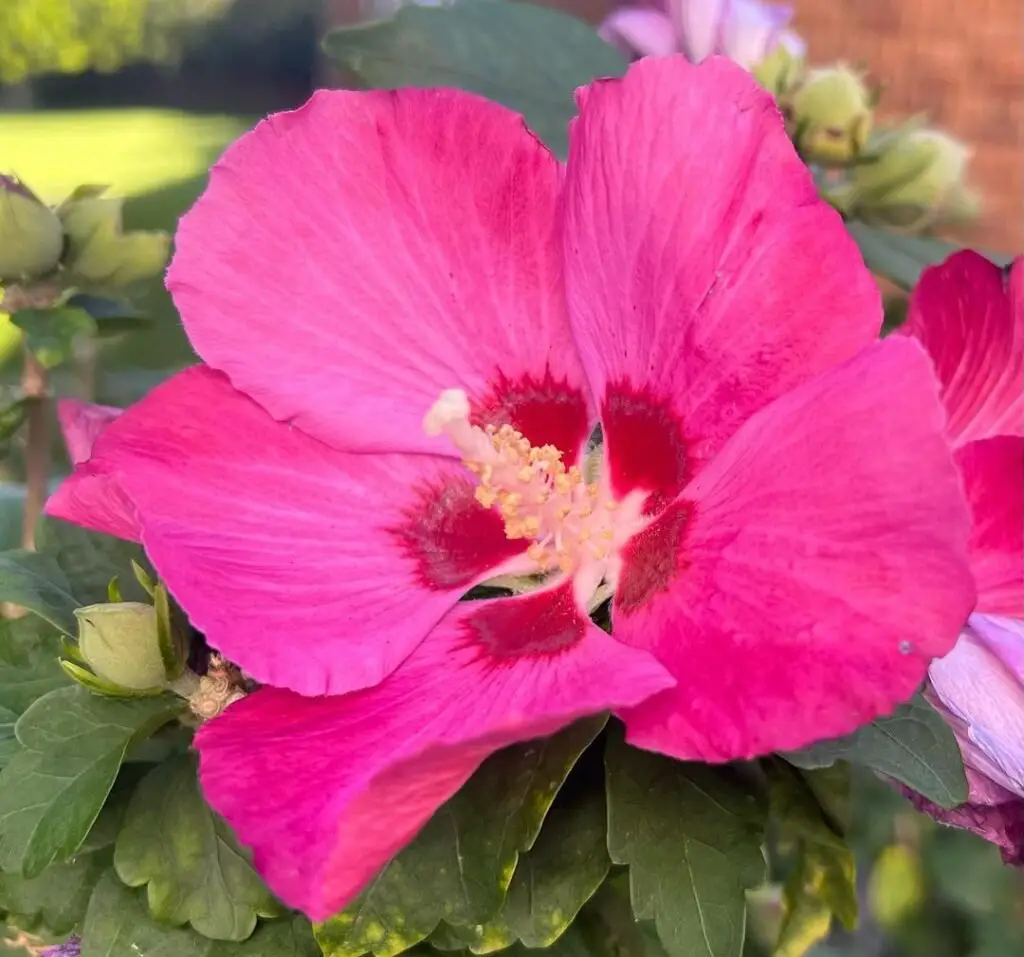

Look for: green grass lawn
[0,109,252,556]
[0,108,252,379]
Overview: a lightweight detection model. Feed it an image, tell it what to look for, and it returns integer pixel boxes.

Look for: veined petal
[929,617,1024,798]
[667,0,727,61]
[563,57,880,508]
[49,367,524,697]
[614,337,974,761]
[195,583,673,920]
[48,401,140,543]
[599,9,678,58]
[169,88,592,459]
[957,436,1023,616]
[903,252,1023,446]
[57,399,121,466]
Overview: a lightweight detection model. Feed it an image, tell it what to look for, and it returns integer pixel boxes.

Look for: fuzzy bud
[58,186,169,289]
[784,65,874,167]
[75,601,168,692]
[847,128,978,231]
[0,174,64,283]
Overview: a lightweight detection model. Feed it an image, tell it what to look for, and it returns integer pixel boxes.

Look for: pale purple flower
[917,615,1024,864]
[600,0,805,71]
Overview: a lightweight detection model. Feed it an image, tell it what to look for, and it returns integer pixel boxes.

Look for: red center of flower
[425,389,626,576]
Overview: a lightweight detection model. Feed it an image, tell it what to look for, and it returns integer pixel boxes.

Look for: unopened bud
[76,602,168,692]
[784,65,874,167]
[58,186,169,289]
[0,175,64,283]
[847,128,977,231]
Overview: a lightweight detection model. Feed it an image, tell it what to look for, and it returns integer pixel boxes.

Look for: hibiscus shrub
[0,3,1020,957]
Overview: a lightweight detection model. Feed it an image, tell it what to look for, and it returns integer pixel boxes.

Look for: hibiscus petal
[599,9,678,58]
[563,56,880,507]
[48,366,525,697]
[956,436,1023,616]
[667,0,727,61]
[613,337,975,761]
[719,0,792,69]
[57,400,121,466]
[169,88,592,459]
[901,787,1024,866]
[929,620,1024,798]
[903,251,1023,446]
[195,583,673,920]
[47,401,141,543]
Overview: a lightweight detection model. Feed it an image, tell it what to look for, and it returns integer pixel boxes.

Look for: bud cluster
[761,56,979,235]
[0,175,170,313]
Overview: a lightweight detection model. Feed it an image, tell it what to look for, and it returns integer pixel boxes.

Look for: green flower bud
[785,65,874,167]
[847,129,977,231]
[58,186,170,289]
[76,601,168,692]
[0,175,63,283]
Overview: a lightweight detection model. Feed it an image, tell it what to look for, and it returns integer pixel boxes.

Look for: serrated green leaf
[766,761,857,957]
[12,306,97,369]
[82,870,319,957]
[114,753,282,941]
[322,0,627,157]
[0,841,108,936]
[848,222,1012,291]
[36,517,152,608]
[605,731,767,957]
[784,695,968,808]
[0,549,79,634]
[438,788,610,953]
[0,618,67,757]
[316,716,607,957]
[0,686,181,876]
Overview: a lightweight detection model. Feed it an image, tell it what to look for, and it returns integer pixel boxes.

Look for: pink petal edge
[615,336,975,761]
[169,86,593,459]
[57,366,527,697]
[903,251,1023,447]
[563,56,881,506]
[196,583,673,920]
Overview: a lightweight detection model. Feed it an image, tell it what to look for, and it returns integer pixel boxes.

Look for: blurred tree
[0,0,240,83]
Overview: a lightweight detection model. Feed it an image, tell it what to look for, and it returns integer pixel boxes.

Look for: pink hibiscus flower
[896,251,1024,862]
[47,57,975,919]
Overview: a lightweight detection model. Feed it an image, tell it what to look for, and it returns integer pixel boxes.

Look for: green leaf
[322,0,627,156]
[83,870,319,957]
[0,840,108,936]
[36,517,152,608]
[0,549,79,634]
[765,761,857,957]
[65,293,152,336]
[0,686,181,876]
[604,731,767,957]
[11,306,97,369]
[436,788,610,952]
[0,616,66,721]
[315,716,607,957]
[114,753,282,941]
[0,399,27,457]
[784,695,968,808]
[848,222,1013,291]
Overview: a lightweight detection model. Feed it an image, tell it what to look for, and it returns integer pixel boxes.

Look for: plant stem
[20,350,50,551]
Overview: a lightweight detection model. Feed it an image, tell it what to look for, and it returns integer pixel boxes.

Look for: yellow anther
[476,487,496,508]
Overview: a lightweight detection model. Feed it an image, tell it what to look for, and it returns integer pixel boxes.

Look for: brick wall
[325,0,1023,253]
